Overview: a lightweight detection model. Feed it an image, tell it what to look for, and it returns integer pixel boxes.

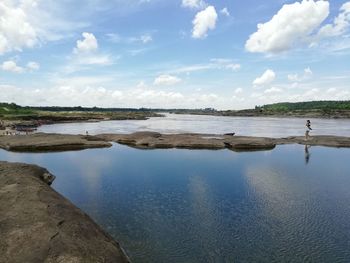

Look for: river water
[1,143,350,262]
[37,113,350,137]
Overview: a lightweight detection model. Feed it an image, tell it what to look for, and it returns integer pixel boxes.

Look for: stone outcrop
[1,132,350,153]
[0,161,129,263]
[0,133,112,152]
[98,132,350,151]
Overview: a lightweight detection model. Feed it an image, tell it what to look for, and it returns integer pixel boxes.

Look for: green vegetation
[258,101,350,112]
[170,101,350,118]
[0,103,36,117]
[0,102,163,127]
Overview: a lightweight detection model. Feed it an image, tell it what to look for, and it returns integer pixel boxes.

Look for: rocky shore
[0,161,129,263]
[0,133,112,152]
[1,132,350,152]
[98,132,350,150]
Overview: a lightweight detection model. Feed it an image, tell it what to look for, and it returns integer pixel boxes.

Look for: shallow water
[1,144,350,262]
[37,113,350,137]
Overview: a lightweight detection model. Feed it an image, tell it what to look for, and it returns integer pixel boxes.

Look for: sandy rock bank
[0,161,129,263]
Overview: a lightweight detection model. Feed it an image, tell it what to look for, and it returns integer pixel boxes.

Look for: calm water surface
[37,113,350,137]
[1,145,350,262]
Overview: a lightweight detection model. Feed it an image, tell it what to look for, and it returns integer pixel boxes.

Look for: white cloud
[73,55,112,66]
[326,87,337,93]
[106,33,153,44]
[0,1,88,55]
[140,34,153,43]
[220,7,230,17]
[182,0,207,9]
[0,1,38,54]
[1,60,24,73]
[317,2,350,38]
[0,84,226,109]
[27,61,40,71]
[253,69,276,87]
[1,60,41,73]
[287,67,313,82]
[192,6,218,39]
[264,87,282,94]
[69,32,112,68]
[169,59,241,75]
[74,32,98,53]
[245,0,329,53]
[154,74,182,86]
[226,63,241,71]
[210,58,241,71]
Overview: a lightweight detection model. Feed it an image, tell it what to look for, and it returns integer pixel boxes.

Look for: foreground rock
[0,161,129,263]
[0,133,112,152]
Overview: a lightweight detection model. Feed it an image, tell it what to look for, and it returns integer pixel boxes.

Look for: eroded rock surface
[0,133,112,152]
[0,161,129,263]
[1,132,350,153]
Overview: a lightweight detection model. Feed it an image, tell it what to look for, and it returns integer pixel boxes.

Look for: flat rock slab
[98,132,350,151]
[1,132,349,153]
[0,133,112,152]
[275,135,350,147]
[0,161,129,263]
[98,132,277,151]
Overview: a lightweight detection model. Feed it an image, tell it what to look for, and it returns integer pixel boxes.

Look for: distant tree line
[257,101,350,112]
[0,102,219,114]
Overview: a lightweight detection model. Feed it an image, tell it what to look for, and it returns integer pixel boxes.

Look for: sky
[0,0,349,110]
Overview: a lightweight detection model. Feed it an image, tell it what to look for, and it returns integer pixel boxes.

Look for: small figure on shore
[306,120,312,130]
[305,120,312,141]
[86,131,89,136]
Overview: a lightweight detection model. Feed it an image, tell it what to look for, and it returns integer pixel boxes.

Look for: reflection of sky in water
[1,145,350,262]
[38,113,350,137]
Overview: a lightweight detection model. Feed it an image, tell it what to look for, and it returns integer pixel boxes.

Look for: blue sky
[0,0,349,109]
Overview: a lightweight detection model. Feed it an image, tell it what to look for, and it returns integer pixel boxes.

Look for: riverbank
[0,161,129,263]
[1,132,350,152]
[0,133,112,152]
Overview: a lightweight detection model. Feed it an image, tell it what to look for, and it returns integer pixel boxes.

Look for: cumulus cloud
[1,60,24,73]
[0,1,87,55]
[74,32,98,53]
[0,1,38,54]
[253,69,276,87]
[220,7,230,17]
[154,74,182,86]
[1,60,41,73]
[245,0,329,53]
[0,84,231,109]
[317,2,350,38]
[182,0,207,9]
[70,32,112,67]
[192,6,218,39]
